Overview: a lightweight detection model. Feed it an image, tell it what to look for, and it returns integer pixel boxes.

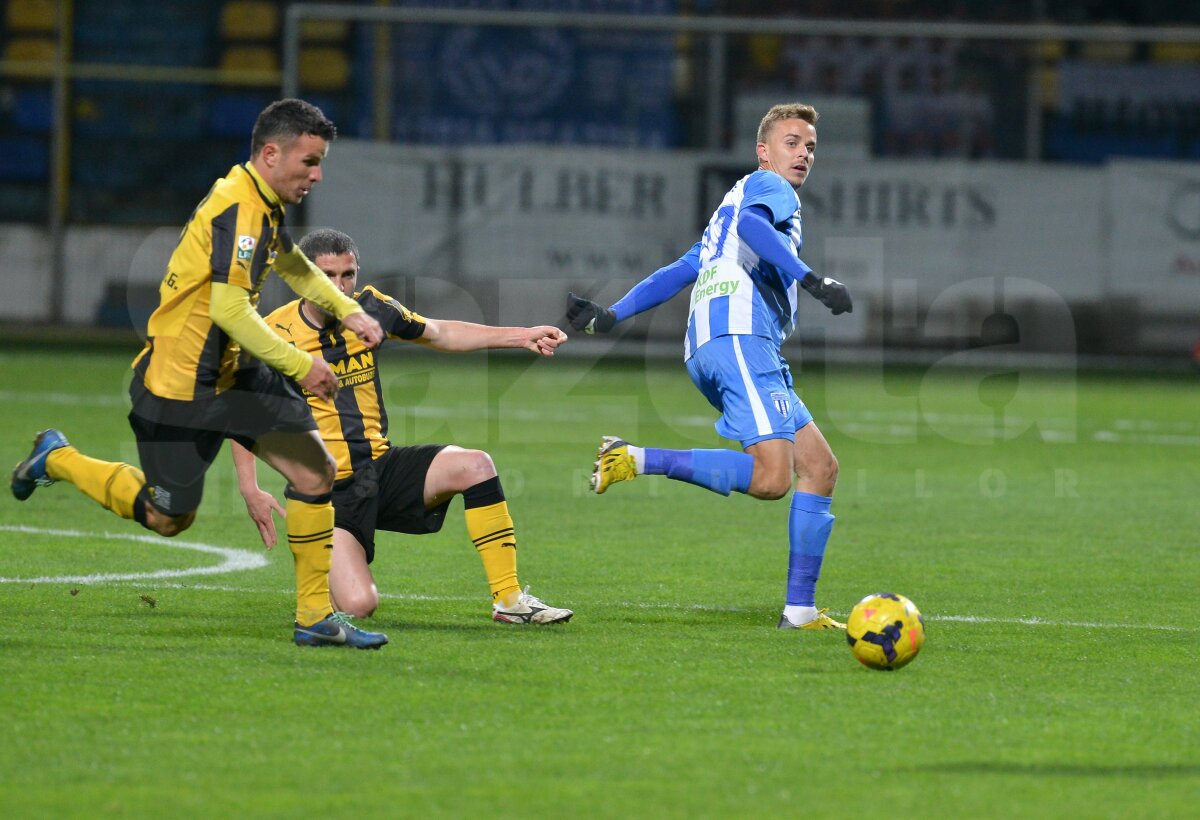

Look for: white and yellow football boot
[590,436,638,494]
[777,608,847,631]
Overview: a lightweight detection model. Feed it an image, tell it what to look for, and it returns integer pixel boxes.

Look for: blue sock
[643,448,753,496]
[786,492,835,606]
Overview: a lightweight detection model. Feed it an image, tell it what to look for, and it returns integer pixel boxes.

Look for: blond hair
[756,103,819,144]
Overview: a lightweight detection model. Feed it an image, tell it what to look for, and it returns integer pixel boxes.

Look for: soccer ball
[846,592,926,671]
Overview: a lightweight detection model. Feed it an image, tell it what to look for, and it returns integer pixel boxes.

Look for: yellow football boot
[777,608,847,631]
[590,436,638,494]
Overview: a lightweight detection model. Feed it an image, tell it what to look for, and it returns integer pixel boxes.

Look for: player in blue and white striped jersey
[567,103,853,631]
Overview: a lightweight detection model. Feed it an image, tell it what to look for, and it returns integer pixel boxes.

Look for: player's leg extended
[594,336,796,497]
[14,429,146,516]
[425,447,520,606]
[779,422,844,630]
[254,430,338,627]
[16,425,201,537]
[594,439,755,496]
[328,528,378,618]
[425,446,572,624]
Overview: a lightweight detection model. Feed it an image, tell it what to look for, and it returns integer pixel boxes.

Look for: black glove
[566,292,617,334]
[800,274,853,315]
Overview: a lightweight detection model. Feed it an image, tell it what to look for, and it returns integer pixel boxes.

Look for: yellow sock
[465,499,520,607]
[286,496,335,627]
[46,446,145,519]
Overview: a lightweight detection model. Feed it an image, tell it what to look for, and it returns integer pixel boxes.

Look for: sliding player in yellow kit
[11,100,388,648]
[232,229,573,625]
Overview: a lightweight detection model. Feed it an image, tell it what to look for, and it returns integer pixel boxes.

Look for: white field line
[0,525,267,584]
[0,390,127,407]
[292,403,1200,447]
[3,389,1199,445]
[3,528,1190,632]
[74,579,1198,633]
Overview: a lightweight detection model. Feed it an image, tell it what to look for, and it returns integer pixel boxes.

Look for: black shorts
[128,365,317,516]
[332,444,449,563]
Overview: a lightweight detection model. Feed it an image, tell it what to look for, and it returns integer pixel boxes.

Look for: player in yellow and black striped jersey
[263,283,427,482]
[231,228,575,625]
[11,100,389,648]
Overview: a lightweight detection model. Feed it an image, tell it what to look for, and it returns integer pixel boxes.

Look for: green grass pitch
[1,345,1197,817]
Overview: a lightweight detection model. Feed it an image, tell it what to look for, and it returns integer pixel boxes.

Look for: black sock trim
[284,486,333,505]
[462,475,505,509]
[472,527,515,548]
[288,528,334,544]
[133,487,150,529]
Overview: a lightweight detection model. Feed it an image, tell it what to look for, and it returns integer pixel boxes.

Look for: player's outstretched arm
[416,319,567,355]
[566,292,617,335]
[736,205,852,315]
[274,245,384,348]
[340,312,384,348]
[527,326,567,356]
[230,440,286,549]
[209,281,316,378]
[297,355,339,402]
[566,242,702,334]
[209,285,338,401]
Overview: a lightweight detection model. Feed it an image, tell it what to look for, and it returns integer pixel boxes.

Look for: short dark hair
[250,99,336,157]
[298,228,359,264]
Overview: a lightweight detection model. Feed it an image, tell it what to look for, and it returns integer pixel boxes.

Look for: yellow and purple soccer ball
[846,593,926,671]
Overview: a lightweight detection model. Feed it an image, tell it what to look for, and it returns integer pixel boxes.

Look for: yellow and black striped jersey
[133,163,294,400]
[265,286,427,480]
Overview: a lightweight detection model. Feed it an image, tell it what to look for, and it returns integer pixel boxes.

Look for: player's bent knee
[749,482,791,501]
[463,449,497,484]
[747,468,792,501]
[339,590,378,618]
[290,457,337,497]
[826,454,840,488]
[147,510,196,538]
[808,452,839,495]
[318,453,337,489]
[440,447,497,491]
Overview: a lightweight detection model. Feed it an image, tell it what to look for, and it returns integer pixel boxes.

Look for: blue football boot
[294,612,388,649]
[11,429,70,501]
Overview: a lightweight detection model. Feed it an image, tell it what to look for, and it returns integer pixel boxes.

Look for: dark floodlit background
[2,0,1199,365]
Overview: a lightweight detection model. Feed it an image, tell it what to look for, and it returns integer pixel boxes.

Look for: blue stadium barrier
[0,137,50,181]
[13,89,53,132]
[209,92,272,138]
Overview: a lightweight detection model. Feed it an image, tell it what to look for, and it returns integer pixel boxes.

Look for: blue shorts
[685,334,813,448]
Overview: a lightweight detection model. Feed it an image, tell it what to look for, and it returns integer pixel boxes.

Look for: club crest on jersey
[771,392,791,417]
[237,235,256,261]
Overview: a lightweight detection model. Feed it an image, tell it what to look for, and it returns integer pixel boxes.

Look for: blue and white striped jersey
[684,170,807,360]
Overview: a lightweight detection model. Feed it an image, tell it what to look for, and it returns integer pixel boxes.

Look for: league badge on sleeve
[237,235,257,261]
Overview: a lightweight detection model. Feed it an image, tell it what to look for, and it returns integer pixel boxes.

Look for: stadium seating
[1150,40,1200,62]
[6,0,57,32]
[3,37,56,63]
[219,0,278,41]
[218,44,278,75]
[300,47,351,91]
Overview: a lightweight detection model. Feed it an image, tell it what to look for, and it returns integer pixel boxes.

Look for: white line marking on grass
[7,389,1200,447]
[0,525,268,584]
[384,404,1200,447]
[0,390,127,408]
[91,580,1198,632]
[926,613,1193,632]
